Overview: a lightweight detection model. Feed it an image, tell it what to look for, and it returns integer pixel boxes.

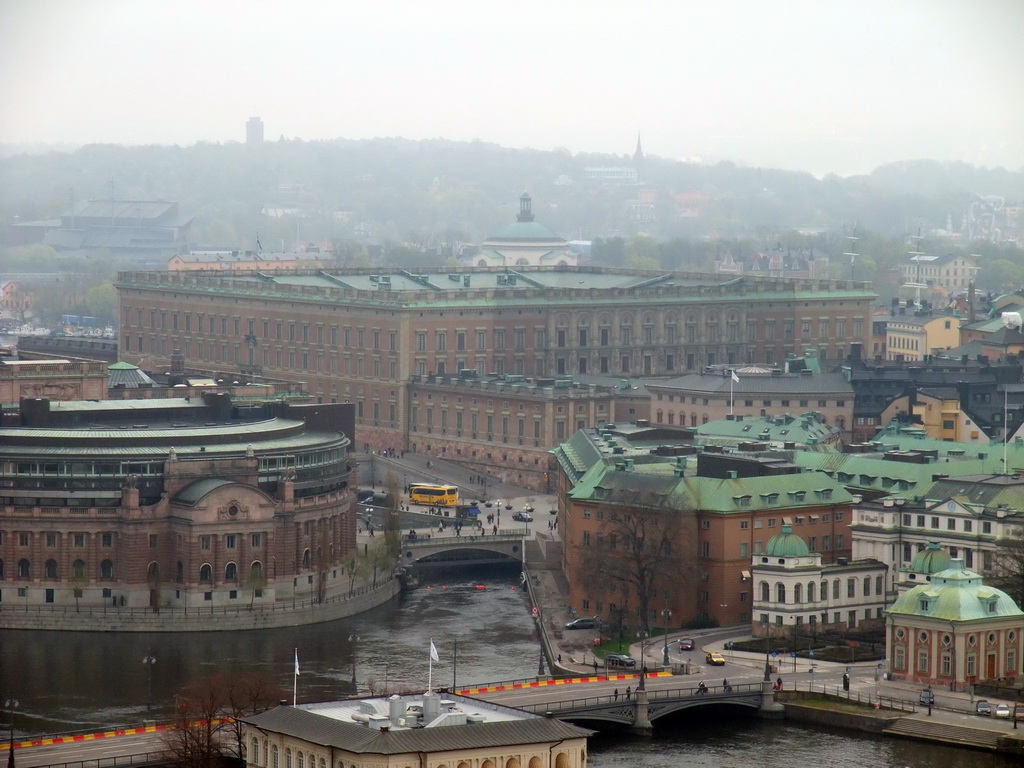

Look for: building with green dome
[752,524,888,638]
[897,541,952,593]
[886,558,1023,690]
[468,194,578,268]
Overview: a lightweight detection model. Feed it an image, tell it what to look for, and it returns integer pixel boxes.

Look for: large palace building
[0,394,357,615]
[116,267,875,454]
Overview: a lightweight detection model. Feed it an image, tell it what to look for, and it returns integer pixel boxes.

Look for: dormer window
[920,599,930,611]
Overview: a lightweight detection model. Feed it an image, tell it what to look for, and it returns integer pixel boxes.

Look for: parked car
[679,638,695,651]
[995,703,1011,718]
[565,617,597,630]
[919,689,935,706]
[706,651,726,666]
[512,511,533,522]
[975,700,992,716]
[605,653,637,668]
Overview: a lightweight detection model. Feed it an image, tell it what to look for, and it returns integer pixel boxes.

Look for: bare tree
[163,670,285,767]
[990,526,1024,607]
[341,549,367,596]
[581,494,692,635]
[368,538,394,588]
[382,471,402,558]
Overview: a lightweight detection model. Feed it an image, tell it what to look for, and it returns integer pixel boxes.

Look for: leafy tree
[382,471,402,558]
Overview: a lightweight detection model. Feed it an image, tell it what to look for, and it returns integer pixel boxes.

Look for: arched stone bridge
[400,531,525,567]
[483,681,781,734]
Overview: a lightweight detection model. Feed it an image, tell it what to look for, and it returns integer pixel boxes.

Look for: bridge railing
[784,680,917,713]
[514,682,762,713]
[403,532,523,545]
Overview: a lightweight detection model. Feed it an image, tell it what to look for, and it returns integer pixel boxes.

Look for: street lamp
[662,605,672,667]
[5,696,17,768]
[142,655,156,715]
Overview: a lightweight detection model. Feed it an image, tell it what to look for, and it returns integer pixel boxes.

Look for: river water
[0,565,1016,767]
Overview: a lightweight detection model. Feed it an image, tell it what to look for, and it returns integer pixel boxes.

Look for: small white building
[752,524,888,636]
[242,691,592,768]
[468,194,577,269]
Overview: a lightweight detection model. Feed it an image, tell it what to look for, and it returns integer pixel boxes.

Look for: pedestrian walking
[613,688,619,701]
[625,686,631,700]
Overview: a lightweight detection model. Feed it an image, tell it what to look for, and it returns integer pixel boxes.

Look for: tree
[341,549,366,597]
[368,538,394,588]
[581,494,692,635]
[163,670,285,767]
[990,527,1024,608]
[382,471,402,558]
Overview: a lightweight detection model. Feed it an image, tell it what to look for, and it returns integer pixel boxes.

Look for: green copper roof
[888,559,1024,621]
[909,542,952,575]
[569,462,853,513]
[764,524,810,557]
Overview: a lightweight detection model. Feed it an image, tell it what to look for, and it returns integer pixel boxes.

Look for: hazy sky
[2,0,1022,176]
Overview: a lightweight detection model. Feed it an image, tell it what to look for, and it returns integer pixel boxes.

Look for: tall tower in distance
[246,116,264,144]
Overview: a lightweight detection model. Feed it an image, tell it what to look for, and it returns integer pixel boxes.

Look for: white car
[995,703,1011,718]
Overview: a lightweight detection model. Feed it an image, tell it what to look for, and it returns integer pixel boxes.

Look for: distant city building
[242,692,592,768]
[0,280,32,322]
[116,266,875,452]
[168,249,327,272]
[247,116,264,144]
[901,252,980,293]
[10,199,191,260]
[883,314,960,361]
[467,194,578,268]
[647,362,855,441]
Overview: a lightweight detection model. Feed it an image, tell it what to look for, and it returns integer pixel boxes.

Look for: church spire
[634,132,644,162]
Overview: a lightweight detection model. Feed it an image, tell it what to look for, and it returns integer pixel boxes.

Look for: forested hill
[1,138,1021,257]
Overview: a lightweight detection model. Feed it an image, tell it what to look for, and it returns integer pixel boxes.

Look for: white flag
[294,648,300,676]
[731,370,740,383]
[430,640,439,662]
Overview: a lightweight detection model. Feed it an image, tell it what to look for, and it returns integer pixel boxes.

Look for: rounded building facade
[0,394,361,624]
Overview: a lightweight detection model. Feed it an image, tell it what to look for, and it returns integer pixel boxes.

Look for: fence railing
[0,576,393,618]
[785,680,917,713]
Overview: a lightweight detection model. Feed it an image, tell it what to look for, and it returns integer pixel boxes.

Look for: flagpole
[730,375,734,415]
[428,639,434,692]
[293,648,299,706]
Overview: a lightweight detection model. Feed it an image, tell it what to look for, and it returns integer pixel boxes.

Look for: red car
[679,638,695,651]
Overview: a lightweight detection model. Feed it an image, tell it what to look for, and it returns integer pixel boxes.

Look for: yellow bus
[409,483,460,507]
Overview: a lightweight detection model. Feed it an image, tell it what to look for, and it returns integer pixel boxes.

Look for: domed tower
[897,541,952,593]
[764,524,811,559]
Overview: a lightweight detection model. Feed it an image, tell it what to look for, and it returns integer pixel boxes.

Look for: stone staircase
[884,717,1006,750]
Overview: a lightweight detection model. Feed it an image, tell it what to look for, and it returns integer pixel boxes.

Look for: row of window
[127,310,399,352]
[893,647,1016,678]
[250,740,327,768]
[759,575,884,604]
[902,513,992,535]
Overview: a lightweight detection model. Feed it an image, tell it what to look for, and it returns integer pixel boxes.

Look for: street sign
[771,652,778,658]
[790,652,797,657]
[845,666,851,673]
[809,649,814,656]
[727,641,733,649]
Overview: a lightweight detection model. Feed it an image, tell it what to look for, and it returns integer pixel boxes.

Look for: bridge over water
[400,531,525,567]
[469,676,780,734]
